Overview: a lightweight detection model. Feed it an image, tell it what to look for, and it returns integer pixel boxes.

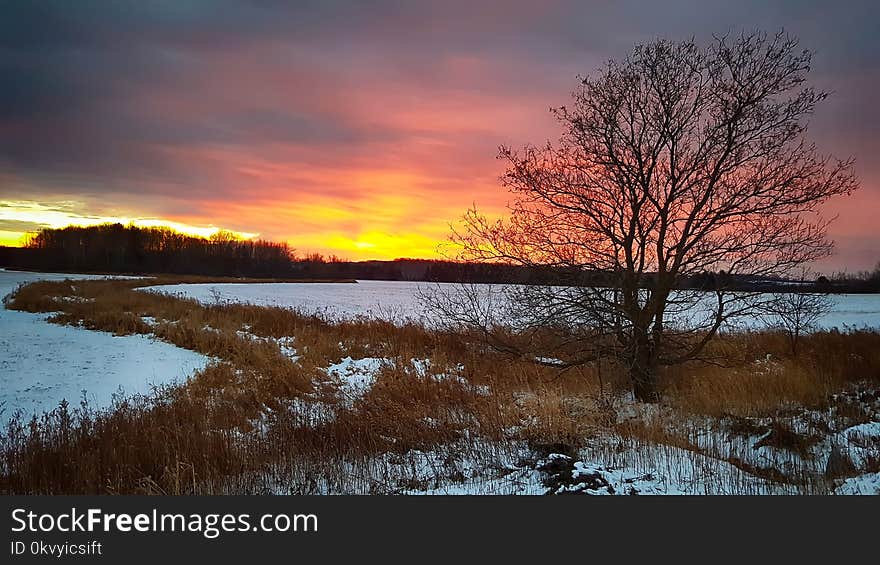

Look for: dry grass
[661,329,880,417]
[2,277,879,494]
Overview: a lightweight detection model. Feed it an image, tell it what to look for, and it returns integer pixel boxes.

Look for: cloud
[0,219,44,232]
[0,0,877,267]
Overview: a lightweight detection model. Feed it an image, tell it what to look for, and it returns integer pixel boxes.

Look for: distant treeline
[1,224,878,292]
[0,224,582,282]
[2,224,294,278]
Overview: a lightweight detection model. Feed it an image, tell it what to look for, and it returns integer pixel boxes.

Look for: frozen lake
[0,269,210,421]
[146,280,445,324]
[144,279,880,330]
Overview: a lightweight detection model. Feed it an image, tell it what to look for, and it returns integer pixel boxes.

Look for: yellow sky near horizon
[0,199,460,260]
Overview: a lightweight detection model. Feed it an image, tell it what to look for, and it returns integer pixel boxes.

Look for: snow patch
[834,472,880,495]
[323,356,387,406]
[1,270,209,420]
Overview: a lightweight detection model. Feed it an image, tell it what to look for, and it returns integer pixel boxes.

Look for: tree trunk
[629,331,660,403]
[630,361,660,403]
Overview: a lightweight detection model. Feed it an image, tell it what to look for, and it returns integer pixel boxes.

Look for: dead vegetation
[1,277,879,494]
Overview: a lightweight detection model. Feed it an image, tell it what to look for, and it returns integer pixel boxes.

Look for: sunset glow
[1,2,877,270]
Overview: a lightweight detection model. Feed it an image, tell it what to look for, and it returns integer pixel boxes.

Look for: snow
[409,471,545,495]
[323,356,387,406]
[144,280,434,324]
[232,331,299,362]
[821,294,880,330]
[609,393,880,495]
[0,269,211,421]
[535,356,566,366]
[276,336,299,361]
[833,421,880,470]
[252,356,387,430]
[397,447,546,495]
[144,280,880,330]
[399,439,785,495]
[835,472,880,495]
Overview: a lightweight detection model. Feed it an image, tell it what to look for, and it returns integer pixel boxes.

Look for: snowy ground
[5,270,877,494]
[144,280,438,324]
[144,280,880,330]
[249,352,879,495]
[0,269,211,421]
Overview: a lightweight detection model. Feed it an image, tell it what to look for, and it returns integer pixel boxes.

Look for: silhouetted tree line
[290,257,590,285]
[3,224,294,277]
[827,264,880,293]
[1,224,877,292]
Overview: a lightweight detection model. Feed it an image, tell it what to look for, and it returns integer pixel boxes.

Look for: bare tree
[426,31,857,402]
[762,272,832,355]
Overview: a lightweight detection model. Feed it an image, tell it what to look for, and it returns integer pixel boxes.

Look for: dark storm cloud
[0,1,384,189]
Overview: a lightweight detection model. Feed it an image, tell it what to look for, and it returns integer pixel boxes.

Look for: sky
[1,0,878,272]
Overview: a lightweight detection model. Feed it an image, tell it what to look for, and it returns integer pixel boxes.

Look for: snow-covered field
[146,280,436,324]
[144,280,880,330]
[0,269,211,421]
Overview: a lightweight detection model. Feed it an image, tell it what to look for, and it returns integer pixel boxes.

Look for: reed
[2,278,877,494]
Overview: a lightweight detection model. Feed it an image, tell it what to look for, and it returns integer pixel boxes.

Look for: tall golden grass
[1,278,878,493]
